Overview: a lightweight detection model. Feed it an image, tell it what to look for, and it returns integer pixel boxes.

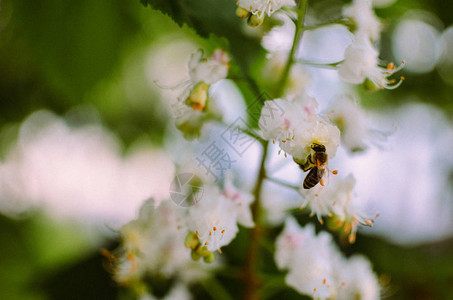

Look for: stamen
[221,229,225,234]
[196,230,199,236]
[273,140,275,144]
[348,233,356,244]
[323,278,327,284]
[218,249,222,254]
[209,231,212,236]
[213,226,217,231]
[192,103,203,111]
[319,218,324,225]
[205,242,209,245]
[332,170,338,175]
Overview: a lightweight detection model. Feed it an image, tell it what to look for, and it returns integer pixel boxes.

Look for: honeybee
[300,143,329,189]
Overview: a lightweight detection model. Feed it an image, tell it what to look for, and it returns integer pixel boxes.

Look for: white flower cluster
[110,174,254,295]
[300,174,378,243]
[275,217,380,300]
[339,0,405,89]
[259,95,341,163]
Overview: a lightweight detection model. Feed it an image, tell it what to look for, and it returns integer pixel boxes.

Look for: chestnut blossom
[237,0,296,19]
[178,49,230,111]
[288,115,341,162]
[275,217,340,299]
[300,174,377,243]
[334,255,380,300]
[343,0,382,41]
[258,95,340,170]
[338,33,405,89]
[275,217,380,299]
[326,95,369,152]
[112,200,210,286]
[188,186,239,252]
[259,95,318,144]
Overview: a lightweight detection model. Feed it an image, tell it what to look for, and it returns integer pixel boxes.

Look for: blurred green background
[0,0,452,299]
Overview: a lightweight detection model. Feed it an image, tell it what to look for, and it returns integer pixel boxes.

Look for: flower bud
[185,81,209,111]
[236,7,251,19]
[197,246,211,257]
[247,14,264,27]
[184,232,200,249]
[203,252,215,263]
[191,249,202,261]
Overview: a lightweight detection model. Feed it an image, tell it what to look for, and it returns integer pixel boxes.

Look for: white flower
[343,0,382,41]
[188,186,239,252]
[259,96,317,143]
[326,95,369,152]
[174,49,229,112]
[222,172,255,228]
[188,49,230,85]
[300,174,377,243]
[275,217,340,299]
[275,217,380,299]
[338,33,405,89]
[288,115,341,162]
[238,0,296,19]
[274,217,316,269]
[335,255,380,300]
[113,199,212,285]
[258,96,340,166]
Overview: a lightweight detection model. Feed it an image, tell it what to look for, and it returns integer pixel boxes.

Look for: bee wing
[319,168,329,187]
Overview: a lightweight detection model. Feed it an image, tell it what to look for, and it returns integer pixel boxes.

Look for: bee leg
[299,154,314,172]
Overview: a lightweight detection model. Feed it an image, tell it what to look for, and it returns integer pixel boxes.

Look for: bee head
[311,143,326,153]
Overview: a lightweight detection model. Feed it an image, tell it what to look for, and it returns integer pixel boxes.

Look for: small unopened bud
[195,246,211,257]
[236,7,251,19]
[203,252,215,263]
[185,81,209,110]
[191,249,201,261]
[247,14,264,27]
[184,232,200,249]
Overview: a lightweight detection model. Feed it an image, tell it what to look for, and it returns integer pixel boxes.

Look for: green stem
[298,59,343,69]
[265,176,301,191]
[242,141,269,300]
[277,0,309,97]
